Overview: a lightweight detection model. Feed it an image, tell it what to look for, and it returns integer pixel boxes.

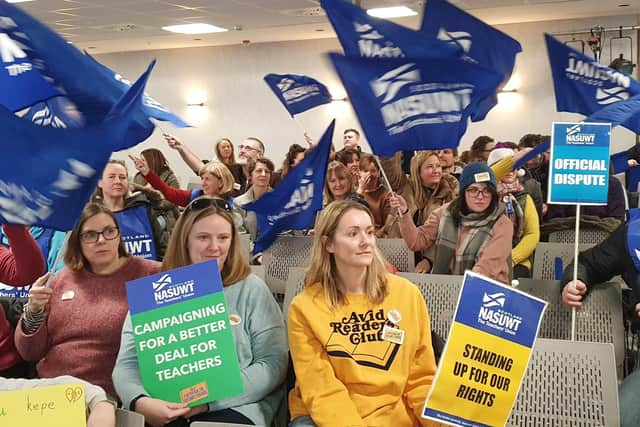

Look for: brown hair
[141,148,172,176]
[64,203,128,271]
[162,198,250,286]
[305,200,388,309]
[281,144,307,177]
[323,161,354,204]
[215,138,236,165]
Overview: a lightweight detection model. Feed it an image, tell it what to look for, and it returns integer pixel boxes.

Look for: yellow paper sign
[0,382,86,427]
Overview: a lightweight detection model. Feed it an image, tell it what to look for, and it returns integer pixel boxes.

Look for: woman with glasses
[14,203,161,399]
[390,162,513,284]
[113,196,287,426]
[380,151,459,273]
[288,200,439,427]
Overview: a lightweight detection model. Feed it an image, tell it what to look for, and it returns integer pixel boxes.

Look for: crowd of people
[0,127,637,427]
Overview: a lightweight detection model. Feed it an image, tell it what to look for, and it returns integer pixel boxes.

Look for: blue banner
[245,120,335,253]
[84,52,188,128]
[0,32,59,111]
[513,140,551,171]
[20,96,85,128]
[548,122,611,205]
[115,205,157,261]
[610,150,629,175]
[0,2,155,149]
[126,260,222,315]
[264,73,332,116]
[421,0,522,121]
[545,34,640,133]
[329,53,502,156]
[321,0,461,60]
[0,62,153,230]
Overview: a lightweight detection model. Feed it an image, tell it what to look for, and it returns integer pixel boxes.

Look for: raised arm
[0,225,45,285]
[164,134,205,175]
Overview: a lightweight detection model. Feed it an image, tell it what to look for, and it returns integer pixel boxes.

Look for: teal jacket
[112,273,288,425]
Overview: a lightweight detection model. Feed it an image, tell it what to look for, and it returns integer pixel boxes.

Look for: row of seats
[117,409,246,427]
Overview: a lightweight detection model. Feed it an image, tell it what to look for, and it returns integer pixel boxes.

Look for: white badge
[61,290,75,301]
[382,325,405,345]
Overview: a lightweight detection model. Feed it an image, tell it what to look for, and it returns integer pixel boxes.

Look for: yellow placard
[425,322,531,426]
[0,382,86,427]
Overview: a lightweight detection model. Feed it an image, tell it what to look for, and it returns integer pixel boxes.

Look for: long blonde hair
[162,197,250,286]
[323,161,354,204]
[305,200,388,309]
[409,151,441,210]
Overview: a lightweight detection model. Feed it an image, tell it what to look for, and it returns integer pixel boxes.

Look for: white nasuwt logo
[370,63,420,104]
[566,124,582,136]
[354,22,384,40]
[596,87,630,105]
[277,78,295,92]
[634,248,640,265]
[152,274,172,292]
[0,32,26,63]
[437,28,472,53]
[482,292,506,309]
[31,105,67,129]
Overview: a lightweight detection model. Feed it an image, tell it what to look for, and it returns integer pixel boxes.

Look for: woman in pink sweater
[14,203,160,399]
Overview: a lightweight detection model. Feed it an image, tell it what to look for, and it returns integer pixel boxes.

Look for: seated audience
[323,161,368,207]
[488,147,540,278]
[391,162,513,284]
[234,158,275,243]
[438,148,465,181]
[272,144,306,187]
[113,196,287,426]
[357,153,393,237]
[288,200,440,426]
[336,148,361,192]
[14,204,161,399]
[468,136,495,163]
[0,225,45,377]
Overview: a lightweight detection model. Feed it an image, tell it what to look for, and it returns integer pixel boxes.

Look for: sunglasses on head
[184,197,231,215]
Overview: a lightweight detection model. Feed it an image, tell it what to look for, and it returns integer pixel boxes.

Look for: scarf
[432,203,505,275]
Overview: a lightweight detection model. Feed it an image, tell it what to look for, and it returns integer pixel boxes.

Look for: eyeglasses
[238,144,260,153]
[184,197,231,216]
[80,226,120,244]
[465,187,492,198]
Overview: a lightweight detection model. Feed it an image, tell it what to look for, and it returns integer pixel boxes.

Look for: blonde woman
[323,161,368,207]
[288,200,440,427]
[113,196,287,426]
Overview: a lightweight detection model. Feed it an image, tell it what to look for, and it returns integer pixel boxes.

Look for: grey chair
[191,423,265,427]
[547,227,611,245]
[239,233,252,260]
[283,267,308,321]
[262,236,313,295]
[376,238,415,272]
[397,273,463,340]
[507,339,619,426]
[116,409,144,427]
[532,242,594,280]
[517,278,625,377]
[250,265,264,280]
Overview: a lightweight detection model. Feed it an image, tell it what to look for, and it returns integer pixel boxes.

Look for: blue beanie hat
[460,162,497,192]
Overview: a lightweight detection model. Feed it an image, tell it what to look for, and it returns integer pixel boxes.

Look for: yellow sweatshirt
[288,274,443,427]
[512,194,540,270]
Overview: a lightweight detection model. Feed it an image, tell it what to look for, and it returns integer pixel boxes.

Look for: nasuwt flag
[0,62,154,230]
[545,33,640,133]
[421,0,522,121]
[321,0,462,59]
[0,32,59,111]
[264,73,332,116]
[329,53,502,156]
[19,96,85,128]
[0,2,157,149]
[84,52,189,128]
[245,120,335,254]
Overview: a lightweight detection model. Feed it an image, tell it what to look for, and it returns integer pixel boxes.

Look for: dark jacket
[545,176,626,222]
[133,169,179,189]
[561,223,639,304]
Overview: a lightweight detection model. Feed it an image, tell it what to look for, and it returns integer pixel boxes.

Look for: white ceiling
[12,0,640,53]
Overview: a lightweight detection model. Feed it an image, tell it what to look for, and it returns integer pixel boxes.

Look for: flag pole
[292,116,312,148]
[45,231,70,286]
[571,204,581,341]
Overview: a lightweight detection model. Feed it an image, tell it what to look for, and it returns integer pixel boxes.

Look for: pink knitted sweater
[14,256,160,398]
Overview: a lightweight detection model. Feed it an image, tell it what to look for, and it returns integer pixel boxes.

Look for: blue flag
[0,2,155,149]
[0,62,153,230]
[421,0,522,120]
[246,120,335,254]
[20,96,85,128]
[321,0,461,60]
[545,33,640,133]
[264,73,332,116]
[513,139,551,171]
[329,53,502,156]
[84,52,189,128]
[610,150,629,175]
[0,32,59,111]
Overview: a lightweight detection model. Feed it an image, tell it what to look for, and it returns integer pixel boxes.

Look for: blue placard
[125,260,223,315]
[548,122,611,205]
[453,273,546,348]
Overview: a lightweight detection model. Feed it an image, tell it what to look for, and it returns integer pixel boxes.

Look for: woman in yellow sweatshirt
[288,200,442,427]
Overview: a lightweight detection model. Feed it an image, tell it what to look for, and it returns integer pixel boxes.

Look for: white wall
[97,13,640,187]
